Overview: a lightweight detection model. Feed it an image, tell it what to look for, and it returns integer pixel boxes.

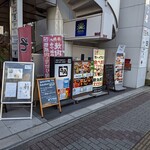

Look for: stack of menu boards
[104,64,115,90]
[72,61,93,101]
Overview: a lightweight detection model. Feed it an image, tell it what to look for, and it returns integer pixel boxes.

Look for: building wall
[48,0,150,88]
[99,0,150,88]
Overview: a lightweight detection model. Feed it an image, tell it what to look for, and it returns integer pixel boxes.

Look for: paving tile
[87,103,105,111]
[4,87,150,150]
[0,135,22,150]
[48,114,74,127]
[2,109,42,134]
[18,123,52,140]
[69,108,91,118]
[2,108,31,118]
[0,123,12,139]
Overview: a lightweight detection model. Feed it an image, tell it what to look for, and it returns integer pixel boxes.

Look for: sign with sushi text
[18,25,32,62]
[42,35,64,78]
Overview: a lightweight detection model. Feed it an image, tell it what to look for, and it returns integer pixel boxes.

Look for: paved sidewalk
[9,87,150,150]
[131,131,150,150]
[0,86,150,149]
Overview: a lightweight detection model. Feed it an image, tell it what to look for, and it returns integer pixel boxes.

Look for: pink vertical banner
[42,35,64,78]
[18,25,32,62]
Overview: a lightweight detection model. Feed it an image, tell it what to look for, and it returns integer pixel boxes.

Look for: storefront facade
[99,0,150,88]
[0,0,150,89]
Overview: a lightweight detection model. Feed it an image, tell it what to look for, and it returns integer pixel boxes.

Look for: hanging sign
[42,35,64,78]
[18,25,32,62]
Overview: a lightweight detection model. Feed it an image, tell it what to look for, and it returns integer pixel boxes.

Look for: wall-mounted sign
[124,59,131,70]
[75,20,87,36]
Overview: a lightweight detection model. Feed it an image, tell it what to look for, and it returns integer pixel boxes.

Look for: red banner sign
[18,25,32,62]
[43,35,64,78]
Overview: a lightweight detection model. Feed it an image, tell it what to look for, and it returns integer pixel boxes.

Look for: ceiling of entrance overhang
[0,0,56,27]
[66,0,102,18]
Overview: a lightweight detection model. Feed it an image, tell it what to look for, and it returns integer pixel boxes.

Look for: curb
[2,86,150,150]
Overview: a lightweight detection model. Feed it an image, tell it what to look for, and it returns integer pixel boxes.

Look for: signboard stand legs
[0,61,35,120]
[37,78,62,118]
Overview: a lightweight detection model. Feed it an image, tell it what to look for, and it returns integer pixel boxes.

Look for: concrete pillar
[47,7,63,35]
[47,6,73,56]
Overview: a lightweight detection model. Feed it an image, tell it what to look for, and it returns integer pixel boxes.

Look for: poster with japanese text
[17,81,31,99]
[93,49,105,92]
[42,35,64,78]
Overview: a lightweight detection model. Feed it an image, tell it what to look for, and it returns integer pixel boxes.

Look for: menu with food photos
[72,61,94,96]
[114,53,125,84]
[93,49,105,92]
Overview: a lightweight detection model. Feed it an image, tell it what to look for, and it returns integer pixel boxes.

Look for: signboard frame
[0,61,35,120]
[50,56,72,101]
[72,60,94,98]
[93,49,105,93]
[114,45,126,91]
[37,78,61,118]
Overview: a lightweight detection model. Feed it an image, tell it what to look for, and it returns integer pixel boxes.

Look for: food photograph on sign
[7,68,23,79]
[115,53,125,84]
[73,61,93,96]
[115,70,123,84]
[115,53,124,65]
[56,78,70,100]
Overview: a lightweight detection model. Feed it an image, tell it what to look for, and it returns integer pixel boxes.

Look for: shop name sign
[75,19,87,36]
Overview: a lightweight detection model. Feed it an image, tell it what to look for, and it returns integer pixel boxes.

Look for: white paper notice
[25,65,32,70]
[7,68,23,79]
[5,82,17,97]
[17,82,31,99]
